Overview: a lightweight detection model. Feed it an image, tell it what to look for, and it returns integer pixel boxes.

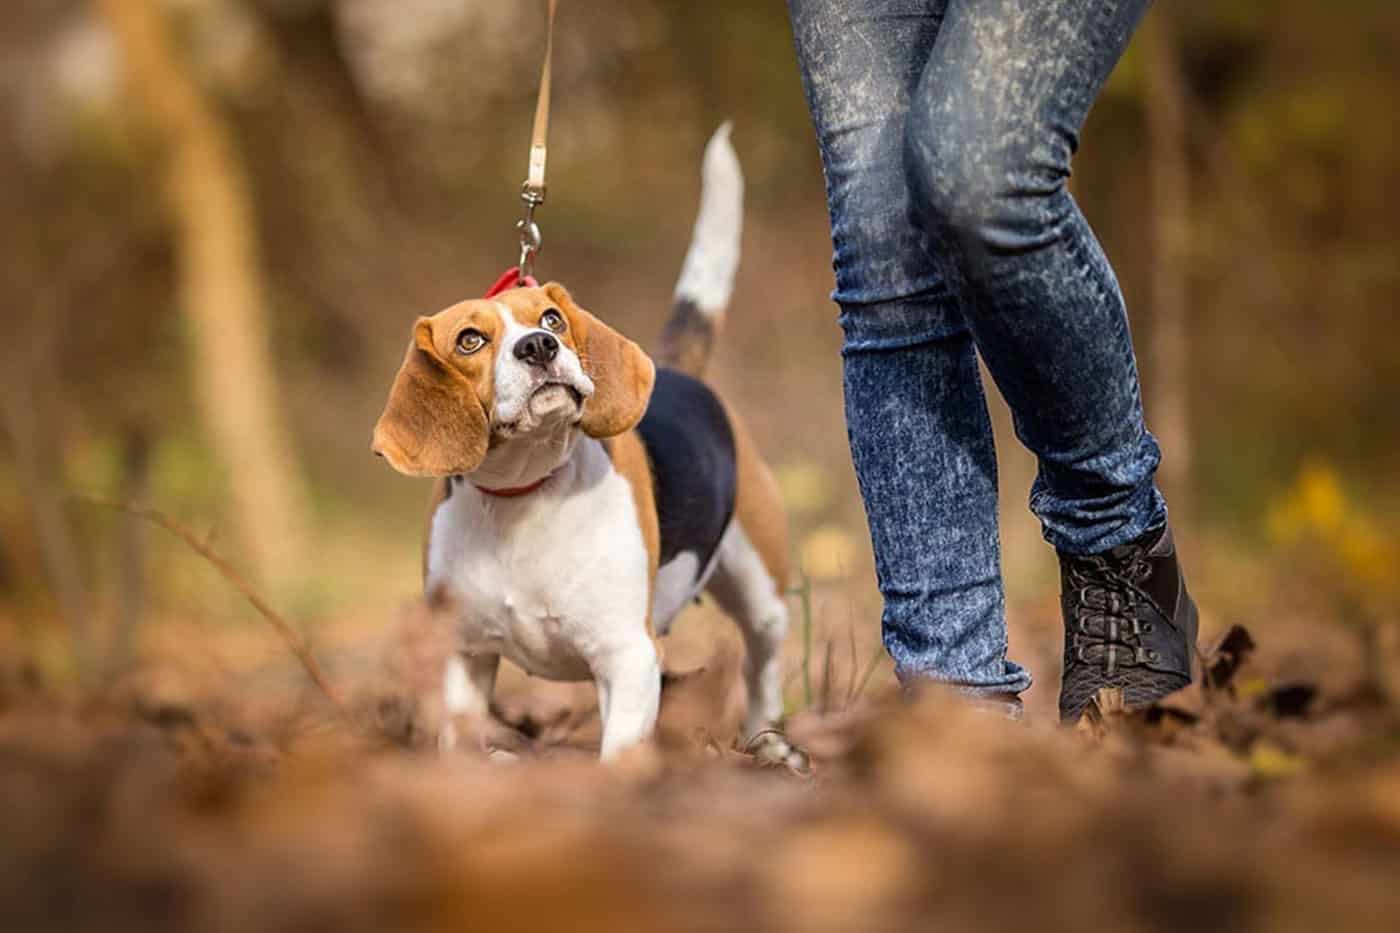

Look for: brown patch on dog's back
[726,407,791,591]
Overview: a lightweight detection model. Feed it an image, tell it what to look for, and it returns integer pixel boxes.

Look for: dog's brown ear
[372,319,489,476]
[545,282,656,438]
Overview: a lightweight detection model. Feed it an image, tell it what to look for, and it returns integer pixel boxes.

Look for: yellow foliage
[1248,740,1306,780]
[1236,677,1271,701]
[775,461,835,516]
[1266,460,1345,543]
[800,524,860,583]
[1265,460,1399,597]
[1337,521,1395,590]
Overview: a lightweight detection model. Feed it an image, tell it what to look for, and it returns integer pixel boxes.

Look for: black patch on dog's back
[636,369,736,578]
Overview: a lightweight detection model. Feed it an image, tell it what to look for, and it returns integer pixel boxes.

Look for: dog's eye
[540,309,566,334]
[455,328,488,355]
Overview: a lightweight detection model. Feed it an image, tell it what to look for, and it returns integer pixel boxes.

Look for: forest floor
[3,593,1400,933]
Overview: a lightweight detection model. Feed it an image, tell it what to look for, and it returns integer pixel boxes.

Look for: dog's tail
[657,122,743,378]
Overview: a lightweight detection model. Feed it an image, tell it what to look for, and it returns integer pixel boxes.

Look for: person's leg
[788,0,1030,696]
[901,0,1197,717]
[902,0,1163,555]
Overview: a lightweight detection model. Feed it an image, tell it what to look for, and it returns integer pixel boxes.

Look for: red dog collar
[483,266,538,299]
[474,474,553,498]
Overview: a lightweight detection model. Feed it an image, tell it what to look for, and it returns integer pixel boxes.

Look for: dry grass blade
[1074,686,1127,741]
[819,638,834,713]
[79,496,354,725]
[850,646,885,704]
[794,575,814,709]
[845,624,859,708]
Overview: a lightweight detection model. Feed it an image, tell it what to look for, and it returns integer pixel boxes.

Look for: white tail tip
[673,121,744,317]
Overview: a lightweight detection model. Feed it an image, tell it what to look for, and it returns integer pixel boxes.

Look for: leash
[487,0,557,298]
[476,2,559,499]
[471,3,562,499]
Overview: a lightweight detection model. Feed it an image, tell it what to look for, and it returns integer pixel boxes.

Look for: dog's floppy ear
[372,318,489,476]
[545,282,655,438]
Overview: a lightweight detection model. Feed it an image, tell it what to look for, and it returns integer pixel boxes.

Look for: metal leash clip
[515,184,544,285]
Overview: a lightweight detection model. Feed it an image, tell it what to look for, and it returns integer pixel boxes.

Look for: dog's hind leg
[707,526,809,772]
[706,522,790,741]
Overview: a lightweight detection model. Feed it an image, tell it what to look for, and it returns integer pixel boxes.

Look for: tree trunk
[1143,11,1193,515]
[96,0,310,591]
[0,356,91,679]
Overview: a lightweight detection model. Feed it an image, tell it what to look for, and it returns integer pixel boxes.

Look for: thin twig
[79,496,353,723]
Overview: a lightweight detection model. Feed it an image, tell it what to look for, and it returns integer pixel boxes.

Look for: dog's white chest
[425,440,651,681]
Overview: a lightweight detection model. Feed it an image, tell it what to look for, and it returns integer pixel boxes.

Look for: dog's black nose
[514,331,559,367]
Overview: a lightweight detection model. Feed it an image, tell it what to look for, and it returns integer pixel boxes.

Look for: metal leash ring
[516,192,543,285]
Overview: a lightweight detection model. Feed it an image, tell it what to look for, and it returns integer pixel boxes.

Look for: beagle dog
[371,127,791,759]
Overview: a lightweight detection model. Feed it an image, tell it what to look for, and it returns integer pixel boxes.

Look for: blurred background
[1,0,1396,708]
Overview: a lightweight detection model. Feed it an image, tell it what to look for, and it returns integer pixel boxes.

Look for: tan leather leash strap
[525,0,556,202]
[515,0,557,284]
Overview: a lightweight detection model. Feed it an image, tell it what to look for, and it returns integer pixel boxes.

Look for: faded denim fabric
[788,0,1165,694]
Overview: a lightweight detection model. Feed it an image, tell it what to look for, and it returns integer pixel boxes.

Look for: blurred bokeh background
[1,0,1396,707]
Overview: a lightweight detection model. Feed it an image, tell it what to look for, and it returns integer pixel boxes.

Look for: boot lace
[1064,548,1159,676]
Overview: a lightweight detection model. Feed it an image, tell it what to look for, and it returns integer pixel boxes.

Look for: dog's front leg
[438,652,499,753]
[593,641,661,761]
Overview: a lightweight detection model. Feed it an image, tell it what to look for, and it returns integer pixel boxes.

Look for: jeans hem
[1039,488,1169,556]
[893,664,1034,697]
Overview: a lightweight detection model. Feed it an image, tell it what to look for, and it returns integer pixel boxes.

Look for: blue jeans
[788,0,1166,695]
